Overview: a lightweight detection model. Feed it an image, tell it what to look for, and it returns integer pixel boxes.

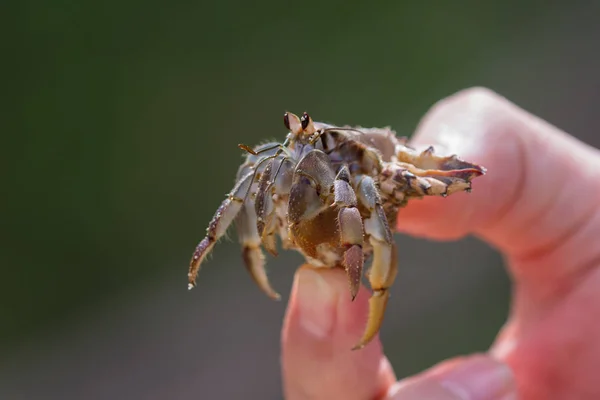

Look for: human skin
[280,88,600,400]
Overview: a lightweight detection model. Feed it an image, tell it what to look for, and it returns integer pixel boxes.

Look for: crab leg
[274,158,295,250]
[397,144,485,172]
[395,145,486,195]
[353,175,397,350]
[255,158,279,256]
[188,171,254,290]
[236,184,281,300]
[255,156,293,256]
[380,158,483,200]
[333,166,364,300]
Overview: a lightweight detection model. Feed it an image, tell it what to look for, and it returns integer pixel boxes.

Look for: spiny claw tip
[351,343,366,351]
[267,290,282,301]
[188,283,195,290]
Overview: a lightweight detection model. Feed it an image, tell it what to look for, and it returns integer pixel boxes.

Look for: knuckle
[426,86,506,124]
[416,86,523,153]
[454,86,501,105]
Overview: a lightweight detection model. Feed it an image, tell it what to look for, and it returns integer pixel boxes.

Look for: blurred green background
[3,1,600,399]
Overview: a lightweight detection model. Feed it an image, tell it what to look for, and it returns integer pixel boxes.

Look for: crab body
[188,112,485,350]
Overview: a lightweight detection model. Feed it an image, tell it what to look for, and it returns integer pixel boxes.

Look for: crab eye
[284,112,303,136]
[300,112,310,130]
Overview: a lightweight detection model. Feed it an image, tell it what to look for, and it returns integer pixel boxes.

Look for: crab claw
[352,289,390,351]
[398,144,486,174]
[338,206,364,301]
[243,244,281,300]
[343,244,363,300]
[351,239,398,350]
[383,144,486,200]
[350,175,399,350]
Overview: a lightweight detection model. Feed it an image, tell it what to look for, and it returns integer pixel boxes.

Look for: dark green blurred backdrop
[3,1,600,399]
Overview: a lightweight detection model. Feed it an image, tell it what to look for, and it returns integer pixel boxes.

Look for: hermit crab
[188,112,485,350]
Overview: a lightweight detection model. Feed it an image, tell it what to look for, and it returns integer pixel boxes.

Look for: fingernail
[437,355,516,400]
[295,268,338,339]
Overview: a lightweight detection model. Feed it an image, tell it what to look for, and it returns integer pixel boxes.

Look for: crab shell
[188,112,486,350]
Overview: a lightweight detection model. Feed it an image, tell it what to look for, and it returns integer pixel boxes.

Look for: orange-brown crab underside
[188,112,486,350]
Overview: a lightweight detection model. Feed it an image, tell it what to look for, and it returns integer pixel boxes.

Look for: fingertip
[394,87,516,241]
[397,87,600,255]
[290,266,342,340]
[283,266,377,352]
[282,266,395,399]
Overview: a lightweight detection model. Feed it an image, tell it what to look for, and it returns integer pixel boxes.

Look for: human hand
[280,88,600,400]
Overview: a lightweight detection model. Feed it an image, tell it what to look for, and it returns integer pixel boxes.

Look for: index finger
[397,88,600,295]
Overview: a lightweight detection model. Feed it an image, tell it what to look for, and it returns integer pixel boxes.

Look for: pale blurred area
[3,2,600,399]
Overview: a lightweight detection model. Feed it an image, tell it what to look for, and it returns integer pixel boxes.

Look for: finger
[281,266,396,400]
[397,87,600,297]
[385,354,516,400]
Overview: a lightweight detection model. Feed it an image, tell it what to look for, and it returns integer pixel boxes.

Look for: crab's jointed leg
[333,165,364,301]
[189,148,286,300]
[188,171,254,290]
[255,156,294,255]
[235,176,281,300]
[255,158,279,256]
[395,145,486,196]
[353,175,398,350]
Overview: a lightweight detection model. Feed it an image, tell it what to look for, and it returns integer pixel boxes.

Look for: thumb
[385,355,516,400]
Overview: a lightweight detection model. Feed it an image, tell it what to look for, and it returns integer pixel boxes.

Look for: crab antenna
[238,142,291,156]
[238,144,257,155]
[266,155,290,192]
